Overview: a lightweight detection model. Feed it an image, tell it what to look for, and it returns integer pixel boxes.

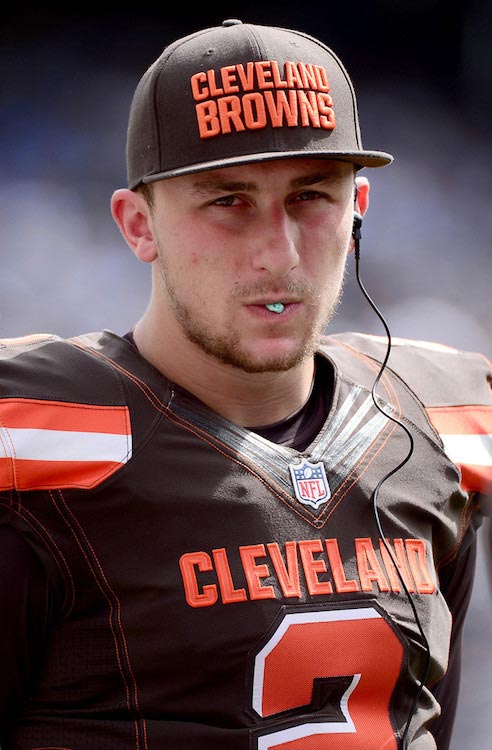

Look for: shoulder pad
[325,332,492,498]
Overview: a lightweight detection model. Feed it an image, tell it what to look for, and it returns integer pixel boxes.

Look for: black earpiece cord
[353,226,431,749]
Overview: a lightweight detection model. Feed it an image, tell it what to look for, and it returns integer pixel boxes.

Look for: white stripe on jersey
[440,433,492,468]
[0,427,132,463]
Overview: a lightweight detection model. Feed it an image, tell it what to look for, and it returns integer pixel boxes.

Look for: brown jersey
[0,330,490,750]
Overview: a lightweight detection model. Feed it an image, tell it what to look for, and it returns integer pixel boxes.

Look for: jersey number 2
[251,606,404,749]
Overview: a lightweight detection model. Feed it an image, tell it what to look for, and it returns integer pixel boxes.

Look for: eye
[292,189,324,203]
[212,194,244,207]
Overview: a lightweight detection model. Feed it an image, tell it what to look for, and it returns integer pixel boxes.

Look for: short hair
[136,182,155,210]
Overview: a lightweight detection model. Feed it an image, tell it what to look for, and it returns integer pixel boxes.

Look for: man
[0,18,491,750]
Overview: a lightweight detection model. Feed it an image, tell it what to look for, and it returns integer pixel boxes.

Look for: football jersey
[0,329,491,750]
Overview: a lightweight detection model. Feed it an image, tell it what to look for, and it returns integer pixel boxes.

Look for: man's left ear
[349,176,370,254]
[354,175,370,217]
[110,188,158,264]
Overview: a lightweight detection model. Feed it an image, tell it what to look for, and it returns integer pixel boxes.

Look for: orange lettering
[195,101,221,138]
[213,548,247,603]
[190,71,209,101]
[379,538,415,593]
[239,544,275,600]
[217,96,245,134]
[263,89,298,127]
[298,90,320,127]
[298,539,333,595]
[285,61,304,89]
[406,539,435,594]
[325,538,359,593]
[298,62,318,90]
[180,536,435,609]
[270,60,288,89]
[221,65,239,94]
[179,551,218,608]
[314,64,330,92]
[267,542,301,597]
[242,93,267,130]
[236,62,255,91]
[206,69,224,97]
[317,92,336,130]
[255,61,274,89]
[356,538,390,592]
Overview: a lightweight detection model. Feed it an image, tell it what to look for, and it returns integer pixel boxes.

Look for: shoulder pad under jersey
[324,332,492,499]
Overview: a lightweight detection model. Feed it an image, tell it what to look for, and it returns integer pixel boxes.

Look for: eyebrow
[190,168,344,196]
[190,177,258,196]
[289,171,344,190]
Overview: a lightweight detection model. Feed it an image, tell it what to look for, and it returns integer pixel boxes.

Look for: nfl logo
[289,459,331,509]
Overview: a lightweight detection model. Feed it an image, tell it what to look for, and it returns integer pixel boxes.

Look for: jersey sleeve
[398,342,492,505]
[335,333,492,510]
[0,526,58,743]
[425,399,492,500]
[427,537,477,748]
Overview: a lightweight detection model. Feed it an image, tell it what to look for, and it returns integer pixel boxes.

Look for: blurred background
[1,3,491,746]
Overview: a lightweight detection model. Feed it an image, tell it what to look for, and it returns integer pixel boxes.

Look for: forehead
[153,158,355,197]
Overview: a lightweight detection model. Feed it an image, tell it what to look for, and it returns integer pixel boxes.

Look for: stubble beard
[157,256,345,374]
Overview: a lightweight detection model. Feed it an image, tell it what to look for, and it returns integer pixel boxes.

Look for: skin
[111,158,369,427]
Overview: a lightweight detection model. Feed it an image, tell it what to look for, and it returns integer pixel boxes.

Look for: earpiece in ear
[352,212,363,240]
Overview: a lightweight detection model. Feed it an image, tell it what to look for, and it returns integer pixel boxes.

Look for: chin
[226,341,314,374]
[185,322,318,373]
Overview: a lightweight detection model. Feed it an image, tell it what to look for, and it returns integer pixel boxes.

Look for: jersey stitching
[428,404,492,415]
[70,339,409,530]
[51,488,148,750]
[0,499,75,616]
[436,500,480,571]
[318,420,399,526]
[326,338,482,569]
[315,339,403,514]
[314,361,403,523]
[69,340,312,515]
[326,336,473,465]
[0,407,18,497]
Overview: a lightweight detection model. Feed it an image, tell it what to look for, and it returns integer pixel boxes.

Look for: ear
[110,188,158,263]
[354,175,370,217]
[348,176,370,254]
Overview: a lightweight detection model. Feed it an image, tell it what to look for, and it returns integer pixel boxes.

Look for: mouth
[249,295,300,310]
[264,302,286,314]
[244,299,301,320]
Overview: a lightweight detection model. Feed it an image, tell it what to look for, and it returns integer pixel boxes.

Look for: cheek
[186,241,239,281]
[190,252,203,266]
[305,225,350,274]
[186,252,230,280]
[304,210,351,249]
[174,248,232,300]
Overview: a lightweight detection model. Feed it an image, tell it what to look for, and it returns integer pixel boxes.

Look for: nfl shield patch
[289,459,331,509]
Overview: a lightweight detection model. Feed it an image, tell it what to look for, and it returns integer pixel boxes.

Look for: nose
[250,207,300,278]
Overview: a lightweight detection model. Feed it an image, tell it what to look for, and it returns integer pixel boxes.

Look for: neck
[132,316,315,427]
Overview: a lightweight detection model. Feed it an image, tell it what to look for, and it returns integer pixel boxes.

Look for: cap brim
[141,148,393,184]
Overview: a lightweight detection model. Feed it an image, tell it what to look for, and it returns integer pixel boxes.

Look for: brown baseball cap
[126,19,393,188]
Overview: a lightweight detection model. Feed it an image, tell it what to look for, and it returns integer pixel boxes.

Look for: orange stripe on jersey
[0,398,130,433]
[426,406,492,495]
[460,464,492,497]
[0,457,127,491]
[0,399,132,490]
